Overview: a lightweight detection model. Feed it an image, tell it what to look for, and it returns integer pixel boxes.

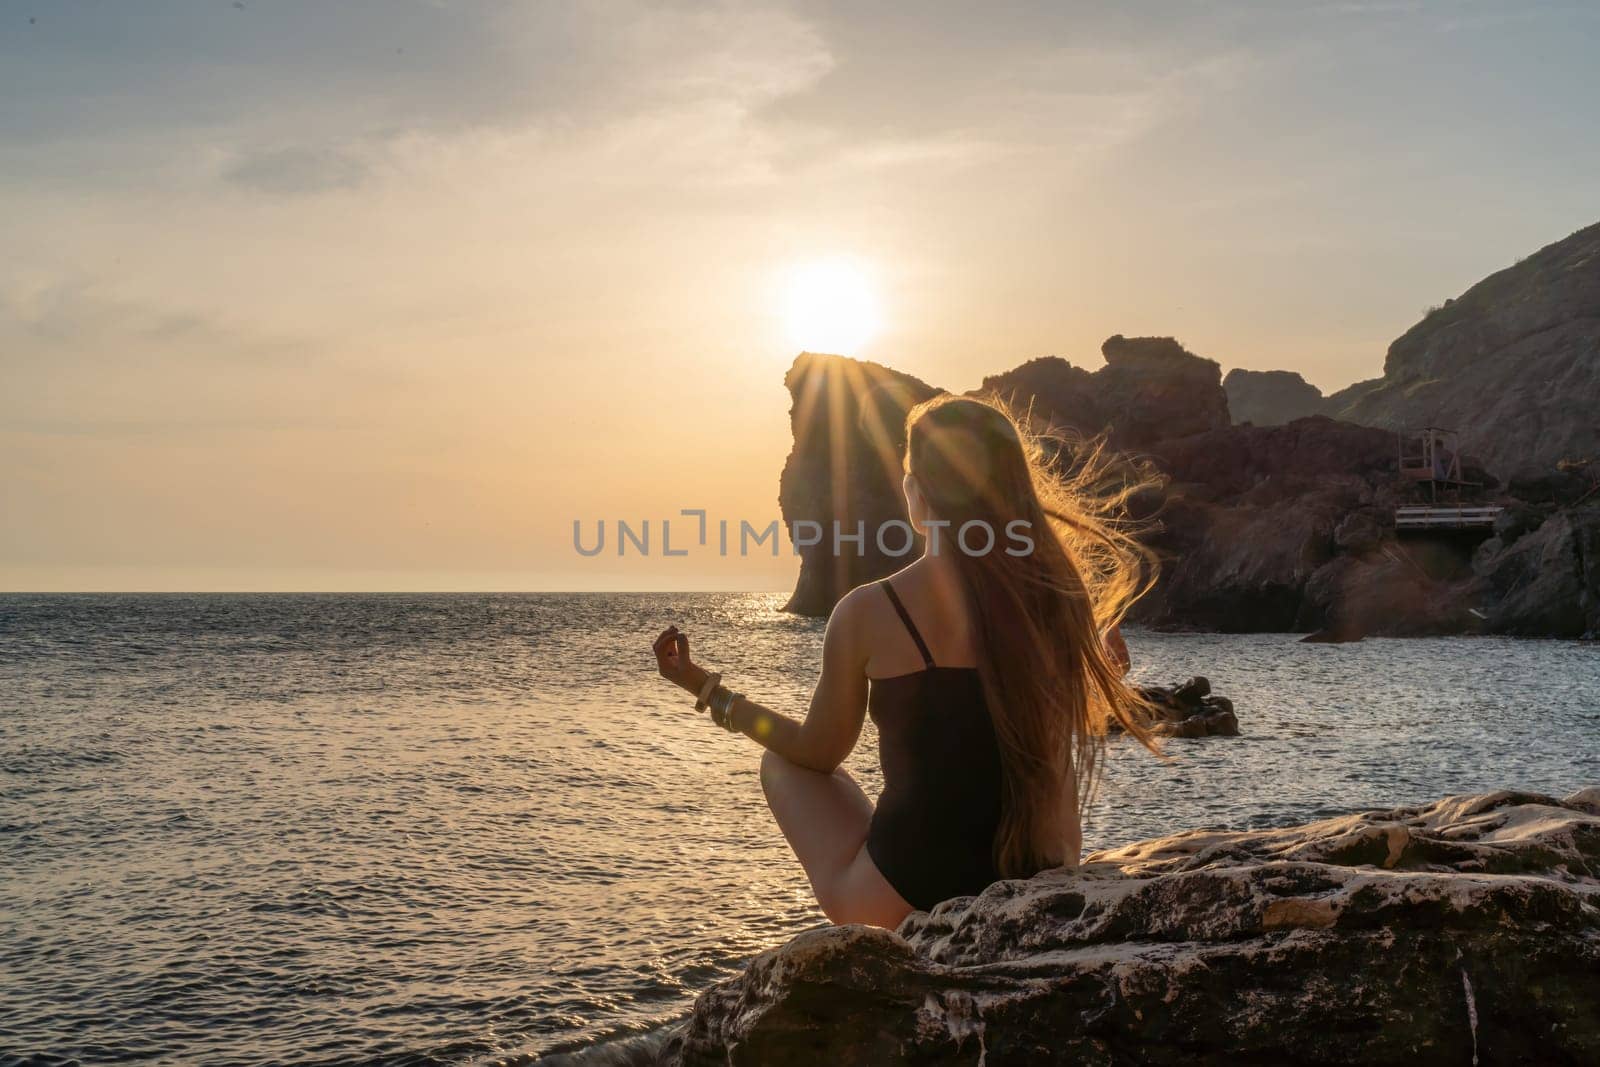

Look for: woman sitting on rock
[651,395,1162,927]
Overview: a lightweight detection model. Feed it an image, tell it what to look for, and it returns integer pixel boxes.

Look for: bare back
[859,557,980,680]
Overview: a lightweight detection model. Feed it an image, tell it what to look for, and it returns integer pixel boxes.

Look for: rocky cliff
[665,789,1600,1065]
[777,325,1600,635]
[982,336,1230,450]
[1326,222,1600,478]
[778,354,939,616]
[776,219,1600,632]
[1473,502,1600,636]
[1223,368,1327,426]
[1218,222,1600,476]
[777,341,1534,634]
[780,337,1260,620]
[1134,415,1418,632]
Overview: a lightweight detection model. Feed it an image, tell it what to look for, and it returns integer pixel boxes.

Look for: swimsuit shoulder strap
[881,580,936,669]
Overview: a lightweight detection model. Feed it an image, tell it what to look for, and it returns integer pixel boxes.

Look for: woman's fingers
[651,626,706,694]
[652,625,684,678]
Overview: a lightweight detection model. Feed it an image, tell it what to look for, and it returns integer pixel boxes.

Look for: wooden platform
[1394,504,1503,530]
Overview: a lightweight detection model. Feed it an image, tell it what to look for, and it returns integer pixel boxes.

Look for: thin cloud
[0,276,317,366]
[221,144,375,195]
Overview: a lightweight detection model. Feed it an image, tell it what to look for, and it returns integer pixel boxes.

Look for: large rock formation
[779,337,1232,617]
[667,789,1600,1065]
[1324,221,1600,478]
[1134,415,1480,634]
[1213,222,1600,477]
[981,335,1230,450]
[781,338,1255,620]
[779,354,938,616]
[778,344,1484,634]
[1223,368,1327,426]
[776,223,1600,635]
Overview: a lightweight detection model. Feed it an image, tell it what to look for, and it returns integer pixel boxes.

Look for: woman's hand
[652,625,709,695]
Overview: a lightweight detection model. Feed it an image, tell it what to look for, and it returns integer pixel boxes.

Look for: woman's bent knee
[815,885,912,929]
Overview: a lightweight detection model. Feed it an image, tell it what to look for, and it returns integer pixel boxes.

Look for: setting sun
[781,258,883,355]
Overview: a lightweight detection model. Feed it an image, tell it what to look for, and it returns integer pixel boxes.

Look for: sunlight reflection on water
[1,593,1595,1064]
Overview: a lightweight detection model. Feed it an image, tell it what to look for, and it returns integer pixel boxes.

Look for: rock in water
[668,790,1600,1065]
[1134,677,1241,737]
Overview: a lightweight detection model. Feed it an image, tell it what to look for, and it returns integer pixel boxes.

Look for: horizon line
[0,589,791,596]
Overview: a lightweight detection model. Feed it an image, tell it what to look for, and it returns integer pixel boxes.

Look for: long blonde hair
[904,394,1163,877]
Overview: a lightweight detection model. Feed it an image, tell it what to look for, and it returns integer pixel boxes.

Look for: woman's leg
[759,749,914,929]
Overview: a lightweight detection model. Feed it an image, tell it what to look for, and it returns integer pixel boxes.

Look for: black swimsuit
[865,581,1004,912]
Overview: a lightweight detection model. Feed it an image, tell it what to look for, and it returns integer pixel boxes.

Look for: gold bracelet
[710,686,741,732]
[694,672,722,712]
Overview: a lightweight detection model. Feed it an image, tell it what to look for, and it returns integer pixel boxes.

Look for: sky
[3,1,1598,592]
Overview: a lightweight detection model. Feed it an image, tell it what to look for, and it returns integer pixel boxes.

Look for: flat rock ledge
[662,789,1600,1065]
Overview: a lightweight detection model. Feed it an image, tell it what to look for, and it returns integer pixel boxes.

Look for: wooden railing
[1394,505,1503,530]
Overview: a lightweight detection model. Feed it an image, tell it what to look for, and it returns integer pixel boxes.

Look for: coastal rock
[1323,220,1600,479]
[1136,677,1240,737]
[1297,546,1481,638]
[981,335,1230,451]
[775,347,1600,636]
[774,220,1600,634]
[1146,415,1397,502]
[1134,418,1402,631]
[1223,368,1326,426]
[777,339,1408,630]
[778,354,939,616]
[1298,624,1364,643]
[1333,509,1385,554]
[776,351,1489,634]
[1507,463,1599,508]
[1474,507,1600,637]
[1492,502,1543,546]
[670,790,1600,1065]
[779,339,1232,619]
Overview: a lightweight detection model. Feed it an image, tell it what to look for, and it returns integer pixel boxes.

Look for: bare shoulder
[825,579,897,659]
[828,581,885,633]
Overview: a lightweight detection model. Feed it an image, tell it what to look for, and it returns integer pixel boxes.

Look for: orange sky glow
[4,3,1598,591]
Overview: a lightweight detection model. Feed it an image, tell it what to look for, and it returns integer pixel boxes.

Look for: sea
[2,593,1597,1065]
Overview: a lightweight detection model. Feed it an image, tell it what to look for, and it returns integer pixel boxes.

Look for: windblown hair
[903,394,1163,878]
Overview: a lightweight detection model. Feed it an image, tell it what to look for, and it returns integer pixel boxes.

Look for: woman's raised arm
[651,586,873,773]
